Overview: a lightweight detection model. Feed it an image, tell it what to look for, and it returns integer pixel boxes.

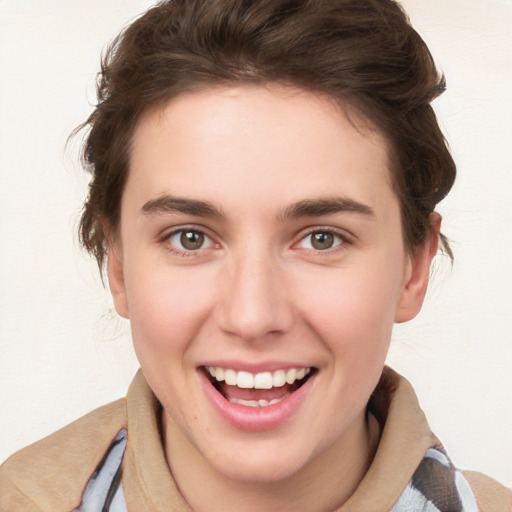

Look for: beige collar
[121,367,438,512]
[339,367,439,511]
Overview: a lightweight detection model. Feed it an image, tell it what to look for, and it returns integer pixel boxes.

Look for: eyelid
[293,226,354,252]
[159,224,221,256]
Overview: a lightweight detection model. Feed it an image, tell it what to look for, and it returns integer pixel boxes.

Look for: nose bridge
[217,242,292,341]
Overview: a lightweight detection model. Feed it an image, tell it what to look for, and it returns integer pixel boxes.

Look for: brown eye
[180,230,205,250]
[297,230,345,251]
[311,232,334,250]
[167,229,213,253]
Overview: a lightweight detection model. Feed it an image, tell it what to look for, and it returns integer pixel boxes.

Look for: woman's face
[109,86,434,484]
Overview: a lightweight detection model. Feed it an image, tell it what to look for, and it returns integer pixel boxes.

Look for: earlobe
[395,213,442,323]
[107,244,130,319]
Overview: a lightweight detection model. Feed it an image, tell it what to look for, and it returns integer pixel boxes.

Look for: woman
[1,1,510,510]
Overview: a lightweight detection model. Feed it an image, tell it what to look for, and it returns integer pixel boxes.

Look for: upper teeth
[206,366,311,389]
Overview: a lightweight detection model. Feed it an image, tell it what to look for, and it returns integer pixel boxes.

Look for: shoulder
[0,398,126,512]
[464,470,512,512]
[369,368,511,512]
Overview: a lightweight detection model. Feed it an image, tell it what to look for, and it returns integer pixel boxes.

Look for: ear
[394,213,442,323]
[107,243,130,319]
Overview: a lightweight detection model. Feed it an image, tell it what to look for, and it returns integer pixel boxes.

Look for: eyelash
[161,226,217,258]
[294,227,352,254]
[160,226,352,257]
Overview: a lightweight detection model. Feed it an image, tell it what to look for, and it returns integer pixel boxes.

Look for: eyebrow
[141,195,226,219]
[279,197,375,220]
[141,194,374,221]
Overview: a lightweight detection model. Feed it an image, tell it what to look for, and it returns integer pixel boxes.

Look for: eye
[297,230,346,251]
[166,229,214,252]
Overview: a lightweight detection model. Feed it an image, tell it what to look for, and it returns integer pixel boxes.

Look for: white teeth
[206,366,311,389]
[224,369,237,386]
[273,369,286,387]
[228,394,290,408]
[229,398,260,407]
[236,371,254,389]
[254,372,273,389]
[286,368,297,384]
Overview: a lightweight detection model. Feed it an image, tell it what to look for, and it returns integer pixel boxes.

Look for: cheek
[124,264,217,358]
[294,262,404,357]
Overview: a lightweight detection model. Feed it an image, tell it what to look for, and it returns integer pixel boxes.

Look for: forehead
[126,85,395,216]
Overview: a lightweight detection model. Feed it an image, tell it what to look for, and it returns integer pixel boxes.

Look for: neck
[162,411,380,512]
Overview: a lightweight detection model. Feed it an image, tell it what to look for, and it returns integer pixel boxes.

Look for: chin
[209,444,312,485]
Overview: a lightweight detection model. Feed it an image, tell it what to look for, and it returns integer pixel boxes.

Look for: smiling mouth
[203,366,315,407]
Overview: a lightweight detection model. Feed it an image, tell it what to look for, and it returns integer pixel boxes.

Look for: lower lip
[200,370,316,432]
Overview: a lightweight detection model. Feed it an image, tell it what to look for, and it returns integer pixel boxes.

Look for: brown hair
[78,0,455,271]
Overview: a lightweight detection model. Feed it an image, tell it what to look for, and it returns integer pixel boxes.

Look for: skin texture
[108,86,439,512]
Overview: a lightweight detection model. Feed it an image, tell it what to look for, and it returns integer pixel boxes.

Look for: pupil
[312,232,333,250]
[180,231,204,250]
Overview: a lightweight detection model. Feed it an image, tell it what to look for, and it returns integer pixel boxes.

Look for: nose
[216,248,294,342]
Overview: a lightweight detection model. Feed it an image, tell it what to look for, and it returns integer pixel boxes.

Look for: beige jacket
[1,368,510,511]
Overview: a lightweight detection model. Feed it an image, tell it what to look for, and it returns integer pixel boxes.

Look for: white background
[1,0,511,488]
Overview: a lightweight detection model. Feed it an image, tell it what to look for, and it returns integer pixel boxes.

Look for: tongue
[219,382,294,401]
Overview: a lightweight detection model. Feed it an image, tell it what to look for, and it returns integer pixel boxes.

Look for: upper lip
[199,361,313,373]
